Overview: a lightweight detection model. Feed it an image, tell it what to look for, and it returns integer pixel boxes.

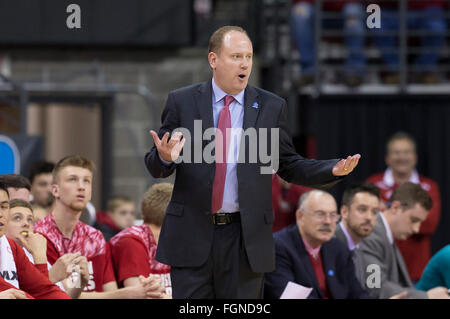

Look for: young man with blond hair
[34,155,164,298]
[110,183,173,298]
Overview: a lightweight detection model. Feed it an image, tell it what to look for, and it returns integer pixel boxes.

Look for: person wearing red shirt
[33,155,163,299]
[5,198,90,298]
[366,132,441,282]
[272,174,311,233]
[110,183,173,298]
[0,182,70,299]
[94,195,136,241]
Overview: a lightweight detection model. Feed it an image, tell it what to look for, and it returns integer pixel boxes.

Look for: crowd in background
[290,0,449,87]
[0,131,448,299]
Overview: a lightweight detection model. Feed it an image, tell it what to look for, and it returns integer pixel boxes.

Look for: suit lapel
[242,85,260,130]
[293,229,323,298]
[393,243,413,287]
[321,243,337,299]
[195,79,214,130]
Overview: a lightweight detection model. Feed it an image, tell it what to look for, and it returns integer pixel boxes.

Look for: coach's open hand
[150,130,185,162]
[332,154,361,176]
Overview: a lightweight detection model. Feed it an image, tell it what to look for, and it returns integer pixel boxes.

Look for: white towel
[0,235,19,288]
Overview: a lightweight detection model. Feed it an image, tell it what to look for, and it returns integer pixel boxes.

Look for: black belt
[212,212,241,225]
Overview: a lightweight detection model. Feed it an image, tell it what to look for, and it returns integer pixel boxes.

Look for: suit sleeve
[360,236,427,299]
[13,241,70,299]
[264,238,296,299]
[144,92,179,179]
[275,99,343,189]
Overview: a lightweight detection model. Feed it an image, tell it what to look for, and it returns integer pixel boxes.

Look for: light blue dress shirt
[159,78,245,213]
[211,78,244,213]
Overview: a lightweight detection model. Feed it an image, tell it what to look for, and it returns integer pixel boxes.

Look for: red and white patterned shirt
[109,224,171,296]
[34,214,116,292]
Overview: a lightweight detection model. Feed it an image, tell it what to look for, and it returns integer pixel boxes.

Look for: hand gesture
[150,130,185,162]
[49,252,82,283]
[139,274,166,299]
[65,255,90,289]
[332,154,361,176]
[0,289,28,299]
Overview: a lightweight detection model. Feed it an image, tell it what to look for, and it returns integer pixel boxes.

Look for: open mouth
[21,231,29,237]
[238,74,246,79]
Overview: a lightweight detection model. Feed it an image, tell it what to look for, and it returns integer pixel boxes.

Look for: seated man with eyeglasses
[264,189,370,299]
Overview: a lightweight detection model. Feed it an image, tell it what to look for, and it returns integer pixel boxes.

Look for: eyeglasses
[308,211,340,223]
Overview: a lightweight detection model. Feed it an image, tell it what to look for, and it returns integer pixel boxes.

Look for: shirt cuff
[158,153,173,167]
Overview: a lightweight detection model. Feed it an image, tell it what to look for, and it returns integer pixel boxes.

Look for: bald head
[296,190,338,247]
[298,190,336,214]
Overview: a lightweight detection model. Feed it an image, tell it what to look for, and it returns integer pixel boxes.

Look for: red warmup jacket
[0,237,70,299]
[367,172,442,281]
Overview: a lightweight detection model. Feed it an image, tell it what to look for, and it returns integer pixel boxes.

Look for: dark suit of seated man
[264,189,370,299]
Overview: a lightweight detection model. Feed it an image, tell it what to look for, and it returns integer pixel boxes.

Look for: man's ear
[295,208,303,221]
[51,184,59,199]
[208,51,217,70]
[340,205,348,219]
[390,200,402,214]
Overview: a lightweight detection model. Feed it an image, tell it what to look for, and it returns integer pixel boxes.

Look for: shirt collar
[212,77,245,105]
[302,235,321,259]
[339,221,359,251]
[383,167,420,187]
[379,212,394,245]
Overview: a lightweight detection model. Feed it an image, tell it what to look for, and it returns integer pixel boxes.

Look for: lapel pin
[252,102,259,109]
[328,269,334,276]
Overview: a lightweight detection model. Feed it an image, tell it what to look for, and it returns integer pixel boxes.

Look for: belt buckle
[214,212,227,225]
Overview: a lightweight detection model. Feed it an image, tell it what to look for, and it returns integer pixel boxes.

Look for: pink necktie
[211,95,234,214]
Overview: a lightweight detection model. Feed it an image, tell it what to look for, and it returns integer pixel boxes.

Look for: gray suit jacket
[334,223,366,286]
[359,214,428,299]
